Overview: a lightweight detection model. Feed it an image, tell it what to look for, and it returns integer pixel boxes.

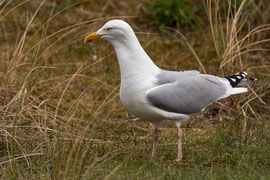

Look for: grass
[0,0,269,179]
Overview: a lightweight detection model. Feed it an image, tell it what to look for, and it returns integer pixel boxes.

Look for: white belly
[119,76,189,124]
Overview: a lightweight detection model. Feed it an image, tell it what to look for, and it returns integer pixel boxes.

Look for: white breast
[120,75,156,117]
[109,29,189,124]
[119,75,189,124]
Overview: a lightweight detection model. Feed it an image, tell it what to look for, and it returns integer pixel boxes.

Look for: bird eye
[106,27,112,31]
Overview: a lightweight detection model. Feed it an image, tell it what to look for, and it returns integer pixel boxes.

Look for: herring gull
[84,19,256,161]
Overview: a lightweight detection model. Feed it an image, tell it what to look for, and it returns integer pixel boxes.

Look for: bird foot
[175,156,182,162]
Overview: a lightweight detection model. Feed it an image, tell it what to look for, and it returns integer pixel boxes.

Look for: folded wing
[145,70,230,114]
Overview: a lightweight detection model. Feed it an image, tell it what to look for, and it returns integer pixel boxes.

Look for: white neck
[109,34,160,81]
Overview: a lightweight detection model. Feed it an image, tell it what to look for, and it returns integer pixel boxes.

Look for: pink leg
[176,127,182,161]
[151,128,158,158]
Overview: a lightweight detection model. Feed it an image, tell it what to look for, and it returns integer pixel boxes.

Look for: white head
[84,19,136,44]
[84,19,159,75]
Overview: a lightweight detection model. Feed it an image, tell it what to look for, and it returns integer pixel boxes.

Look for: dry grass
[0,0,269,179]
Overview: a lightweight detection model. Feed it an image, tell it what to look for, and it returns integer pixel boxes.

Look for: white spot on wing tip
[230,78,236,82]
[236,75,241,79]
[243,71,247,75]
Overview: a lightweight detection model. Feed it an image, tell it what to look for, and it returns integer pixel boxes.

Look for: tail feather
[229,87,248,95]
[225,71,257,87]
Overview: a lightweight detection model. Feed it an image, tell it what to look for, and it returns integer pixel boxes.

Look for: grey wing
[146,71,228,114]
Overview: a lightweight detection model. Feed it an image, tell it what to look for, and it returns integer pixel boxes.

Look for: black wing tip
[249,77,257,81]
[225,71,256,87]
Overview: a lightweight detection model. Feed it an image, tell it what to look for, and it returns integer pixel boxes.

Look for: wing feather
[145,71,228,114]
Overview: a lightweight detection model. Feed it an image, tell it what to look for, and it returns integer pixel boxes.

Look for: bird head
[84,19,134,44]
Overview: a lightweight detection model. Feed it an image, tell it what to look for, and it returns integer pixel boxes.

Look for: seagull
[84,19,256,161]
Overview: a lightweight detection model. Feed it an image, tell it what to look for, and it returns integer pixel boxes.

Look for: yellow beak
[84,32,102,43]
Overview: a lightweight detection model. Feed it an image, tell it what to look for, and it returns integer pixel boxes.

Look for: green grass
[78,124,270,179]
[2,120,269,179]
[0,0,269,179]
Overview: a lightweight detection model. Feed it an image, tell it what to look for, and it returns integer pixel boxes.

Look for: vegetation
[0,0,269,179]
[145,0,202,29]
